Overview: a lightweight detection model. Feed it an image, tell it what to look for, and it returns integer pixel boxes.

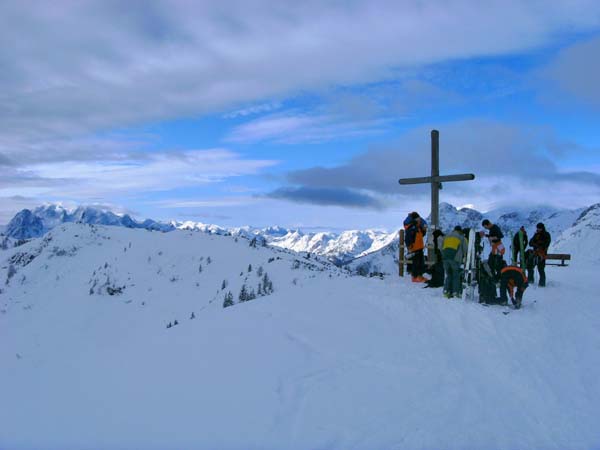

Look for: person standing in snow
[529,222,552,287]
[498,265,528,309]
[441,226,468,298]
[480,219,505,281]
[403,211,428,283]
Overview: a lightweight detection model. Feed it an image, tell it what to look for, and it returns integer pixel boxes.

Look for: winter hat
[454,225,462,232]
[536,222,546,230]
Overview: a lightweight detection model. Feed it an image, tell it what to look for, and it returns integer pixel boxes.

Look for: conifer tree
[223,291,234,308]
[239,284,248,302]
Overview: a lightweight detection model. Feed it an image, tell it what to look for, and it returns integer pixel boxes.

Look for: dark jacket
[529,230,551,257]
[488,224,503,244]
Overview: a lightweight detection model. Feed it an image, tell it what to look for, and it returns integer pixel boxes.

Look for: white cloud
[223,102,283,119]
[0,149,277,200]
[226,112,393,144]
[2,0,599,148]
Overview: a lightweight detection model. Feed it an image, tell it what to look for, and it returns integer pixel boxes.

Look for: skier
[529,222,552,287]
[441,226,468,298]
[403,212,428,283]
[512,226,528,267]
[480,219,505,281]
[498,265,528,309]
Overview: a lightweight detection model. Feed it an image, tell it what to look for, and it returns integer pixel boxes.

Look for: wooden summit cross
[397,130,475,276]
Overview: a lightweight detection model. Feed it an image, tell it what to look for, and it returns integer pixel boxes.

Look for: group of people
[403,212,552,308]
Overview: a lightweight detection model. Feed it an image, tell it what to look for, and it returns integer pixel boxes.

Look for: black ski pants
[537,258,546,287]
[411,249,425,278]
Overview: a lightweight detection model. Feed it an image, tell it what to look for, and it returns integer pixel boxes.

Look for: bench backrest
[546,253,571,260]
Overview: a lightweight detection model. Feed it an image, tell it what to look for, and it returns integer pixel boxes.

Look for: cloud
[226,112,392,144]
[2,0,600,149]
[0,149,277,200]
[223,101,283,119]
[541,36,600,108]
[275,119,600,208]
[266,186,385,209]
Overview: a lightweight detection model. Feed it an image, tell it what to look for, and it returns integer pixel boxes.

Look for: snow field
[1,224,599,449]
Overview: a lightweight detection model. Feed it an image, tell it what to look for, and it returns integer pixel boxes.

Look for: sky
[1,0,600,230]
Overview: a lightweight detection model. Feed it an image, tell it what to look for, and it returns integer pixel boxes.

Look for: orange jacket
[404,218,427,252]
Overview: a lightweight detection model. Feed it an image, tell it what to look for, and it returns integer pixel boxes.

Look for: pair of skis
[462,228,477,301]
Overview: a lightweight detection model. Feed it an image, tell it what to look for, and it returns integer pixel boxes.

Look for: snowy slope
[0,202,589,271]
[1,223,599,449]
[553,203,600,263]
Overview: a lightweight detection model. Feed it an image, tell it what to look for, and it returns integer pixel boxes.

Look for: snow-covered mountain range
[1,202,595,269]
[2,219,599,448]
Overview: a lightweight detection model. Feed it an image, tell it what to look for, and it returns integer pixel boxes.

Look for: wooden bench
[545,253,571,267]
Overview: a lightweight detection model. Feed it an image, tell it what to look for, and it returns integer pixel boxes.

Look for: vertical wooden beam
[431,129,440,231]
[428,130,440,268]
[399,229,405,277]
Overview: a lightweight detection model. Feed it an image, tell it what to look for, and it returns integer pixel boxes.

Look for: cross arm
[398,173,475,185]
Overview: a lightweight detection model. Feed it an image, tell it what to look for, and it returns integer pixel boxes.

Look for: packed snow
[1,219,599,449]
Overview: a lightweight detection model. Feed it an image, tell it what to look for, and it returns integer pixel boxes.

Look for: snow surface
[1,223,599,449]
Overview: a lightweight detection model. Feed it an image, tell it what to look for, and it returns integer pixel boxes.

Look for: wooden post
[399,229,404,277]
[431,130,440,231]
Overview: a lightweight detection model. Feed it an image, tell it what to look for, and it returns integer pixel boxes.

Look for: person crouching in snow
[403,211,428,283]
[499,265,528,309]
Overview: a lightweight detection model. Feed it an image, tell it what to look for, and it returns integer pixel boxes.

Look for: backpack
[405,225,417,248]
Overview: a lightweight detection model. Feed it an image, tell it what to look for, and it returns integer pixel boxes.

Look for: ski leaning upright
[518,228,526,270]
[462,228,477,301]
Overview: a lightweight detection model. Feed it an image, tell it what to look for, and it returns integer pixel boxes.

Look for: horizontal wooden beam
[546,253,571,260]
[398,173,475,185]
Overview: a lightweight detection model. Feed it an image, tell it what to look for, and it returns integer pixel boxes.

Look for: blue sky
[1,1,600,229]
